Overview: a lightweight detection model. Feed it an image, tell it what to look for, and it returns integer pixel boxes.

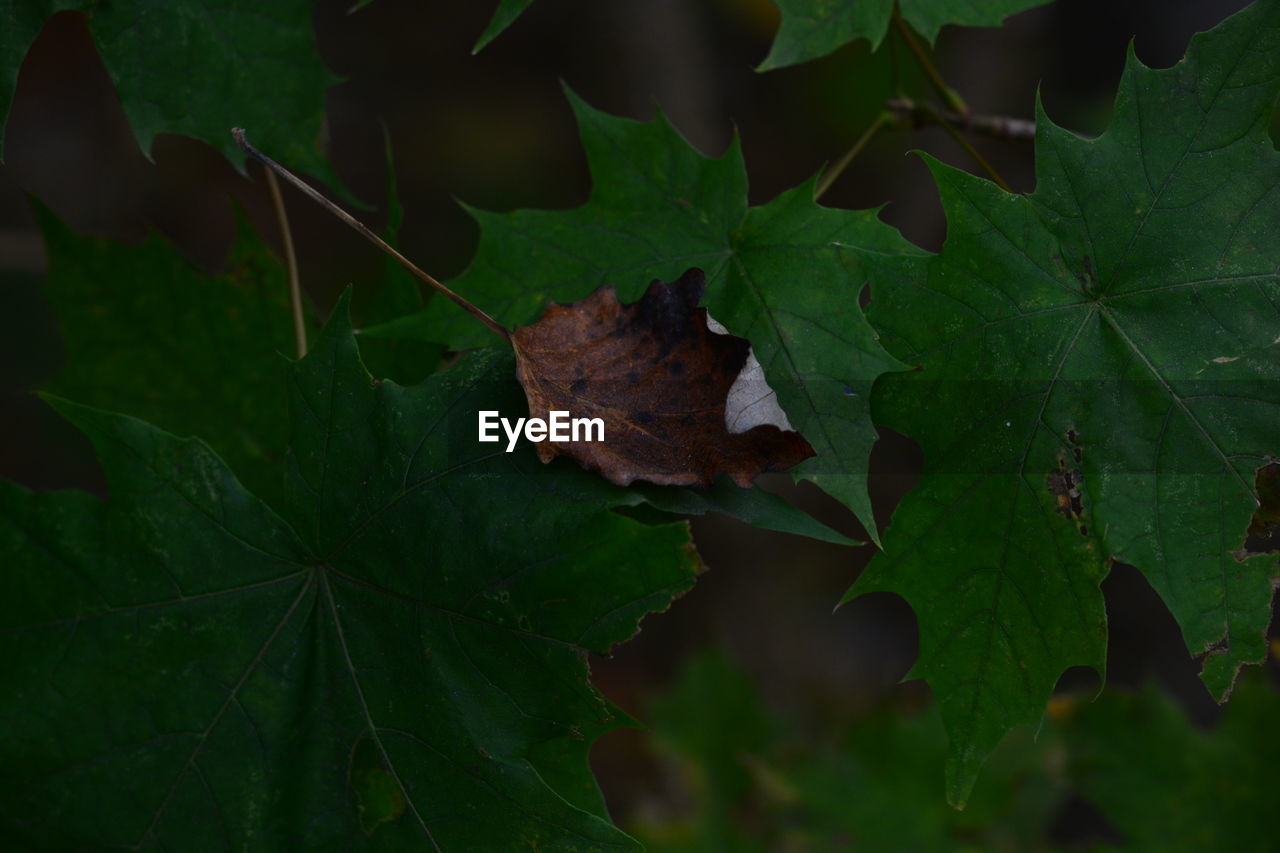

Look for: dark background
[2,0,1275,846]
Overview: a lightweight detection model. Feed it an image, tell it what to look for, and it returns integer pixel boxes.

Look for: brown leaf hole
[1047,427,1088,537]
[1241,460,1280,556]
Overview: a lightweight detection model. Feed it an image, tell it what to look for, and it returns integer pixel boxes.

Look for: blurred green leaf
[1063,674,1280,853]
[635,650,1058,853]
[854,0,1280,804]
[639,653,1280,852]
[642,651,774,853]
[0,295,700,849]
[473,0,536,52]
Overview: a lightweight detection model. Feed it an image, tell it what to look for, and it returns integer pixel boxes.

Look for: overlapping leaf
[36,208,298,505]
[852,0,1280,804]
[0,296,702,849]
[759,0,1052,70]
[371,91,915,538]
[1,0,334,175]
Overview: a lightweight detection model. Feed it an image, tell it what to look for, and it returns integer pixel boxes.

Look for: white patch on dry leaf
[706,313,795,434]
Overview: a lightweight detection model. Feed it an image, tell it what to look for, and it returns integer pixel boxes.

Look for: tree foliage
[853,0,1280,802]
[1,0,1277,848]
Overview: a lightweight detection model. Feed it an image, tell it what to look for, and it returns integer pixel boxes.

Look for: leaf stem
[891,6,968,117]
[815,112,891,201]
[262,168,308,359]
[918,103,1013,192]
[231,129,511,344]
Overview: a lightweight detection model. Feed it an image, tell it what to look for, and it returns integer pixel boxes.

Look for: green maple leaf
[2,1,333,176]
[36,207,299,507]
[35,173,450,509]
[0,295,700,849]
[759,0,1052,70]
[370,90,915,540]
[852,0,1280,805]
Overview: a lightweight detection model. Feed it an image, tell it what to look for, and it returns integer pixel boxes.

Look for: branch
[887,97,1035,142]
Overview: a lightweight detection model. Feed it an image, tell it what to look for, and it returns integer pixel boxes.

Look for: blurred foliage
[634,650,1280,852]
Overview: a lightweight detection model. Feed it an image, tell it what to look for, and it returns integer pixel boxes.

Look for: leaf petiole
[261,168,308,359]
[815,112,892,201]
[231,128,512,344]
[891,6,968,116]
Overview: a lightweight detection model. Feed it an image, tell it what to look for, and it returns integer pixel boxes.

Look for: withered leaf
[511,268,815,487]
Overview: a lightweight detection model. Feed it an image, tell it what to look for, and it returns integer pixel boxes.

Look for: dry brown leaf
[510,268,815,487]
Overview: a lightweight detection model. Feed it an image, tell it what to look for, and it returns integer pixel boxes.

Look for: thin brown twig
[262,168,307,359]
[815,112,892,201]
[231,128,511,344]
[887,97,1035,141]
[891,6,968,117]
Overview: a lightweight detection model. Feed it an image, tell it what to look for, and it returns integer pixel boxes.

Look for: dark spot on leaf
[1047,455,1087,534]
[1067,427,1083,463]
